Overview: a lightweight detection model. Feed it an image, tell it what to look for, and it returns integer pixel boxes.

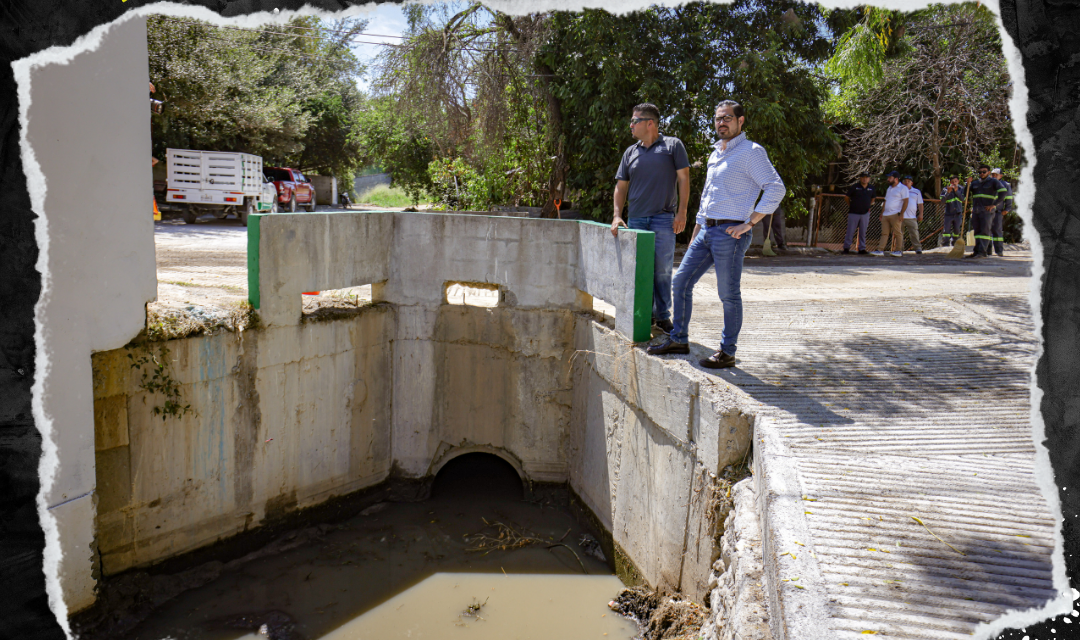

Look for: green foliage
[366,4,555,209]
[355,185,427,208]
[354,96,437,203]
[147,14,367,183]
[126,343,192,422]
[538,1,842,224]
[826,3,1015,194]
[428,157,482,209]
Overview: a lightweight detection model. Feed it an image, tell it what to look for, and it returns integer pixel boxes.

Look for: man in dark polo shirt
[611,103,691,334]
[843,171,875,254]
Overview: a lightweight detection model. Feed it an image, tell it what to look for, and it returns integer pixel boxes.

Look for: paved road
[667,252,1056,639]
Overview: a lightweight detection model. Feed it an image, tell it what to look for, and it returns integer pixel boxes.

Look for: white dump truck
[165,148,278,226]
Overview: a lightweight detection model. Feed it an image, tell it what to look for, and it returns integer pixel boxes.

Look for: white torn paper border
[10,1,1064,639]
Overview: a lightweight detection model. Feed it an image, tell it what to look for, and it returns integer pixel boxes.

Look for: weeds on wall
[126,342,192,422]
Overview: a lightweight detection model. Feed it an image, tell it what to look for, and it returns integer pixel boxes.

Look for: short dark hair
[715,100,744,119]
[632,103,660,122]
[978,163,991,171]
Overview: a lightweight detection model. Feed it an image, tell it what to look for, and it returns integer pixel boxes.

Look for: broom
[947,180,972,259]
[762,213,777,256]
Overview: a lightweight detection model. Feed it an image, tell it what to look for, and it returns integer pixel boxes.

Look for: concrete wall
[249,211,653,341]
[93,310,394,575]
[309,175,336,205]
[568,319,755,600]
[90,210,754,604]
[16,15,157,615]
[353,172,392,196]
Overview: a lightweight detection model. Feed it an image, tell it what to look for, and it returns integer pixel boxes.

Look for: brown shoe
[700,350,736,369]
[646,339,689,356]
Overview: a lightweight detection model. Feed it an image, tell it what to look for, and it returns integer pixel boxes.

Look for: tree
[537,1,842,226]
[354,95,437,204]
[367,3,555,210]
[147,15,368,187]
[825,3,1015,195]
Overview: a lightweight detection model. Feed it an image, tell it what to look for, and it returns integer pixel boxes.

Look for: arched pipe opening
[429,448,527,501]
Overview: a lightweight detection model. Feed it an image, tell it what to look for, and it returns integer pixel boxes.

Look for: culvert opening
[431,452,524,500]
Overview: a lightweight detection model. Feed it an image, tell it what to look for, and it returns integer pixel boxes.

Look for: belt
[704,218,745,227]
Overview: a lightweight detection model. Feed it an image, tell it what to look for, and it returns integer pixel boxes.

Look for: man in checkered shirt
[647,100,785,369]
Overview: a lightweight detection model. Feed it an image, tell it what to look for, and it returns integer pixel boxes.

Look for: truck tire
[270,200,279,213]
[288,193,297,213]
[183,205,198,224]
[239,198,254,227]
[305,191,316,213]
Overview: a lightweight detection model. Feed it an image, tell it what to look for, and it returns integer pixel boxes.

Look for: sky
[349,3,410,92]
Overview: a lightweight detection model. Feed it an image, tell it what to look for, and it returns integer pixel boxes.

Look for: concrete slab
[679,254,1061,638]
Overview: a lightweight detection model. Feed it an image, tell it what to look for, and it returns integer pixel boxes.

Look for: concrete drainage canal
[73,214,758,640]
[79,453,643,640]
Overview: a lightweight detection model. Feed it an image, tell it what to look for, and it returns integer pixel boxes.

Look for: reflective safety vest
[997,180,1014,213]
[968,177,1004,210]
[941,185,965,216]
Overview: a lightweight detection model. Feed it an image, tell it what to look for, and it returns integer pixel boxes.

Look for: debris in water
[361,502,389,516]
[578,534,607,562]
[608,587,705,640]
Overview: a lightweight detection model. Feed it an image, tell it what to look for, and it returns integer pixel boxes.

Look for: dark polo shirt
[846,183,876,214]
[615,133,690,219]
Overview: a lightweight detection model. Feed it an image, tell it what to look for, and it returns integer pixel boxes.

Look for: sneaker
[646,339,689,356]
[970,252,988,259]
[842,248,850,254]
[915,250,923,254]
[996,252,1004,257]
[653,318,674,334]
[890,251,903,257]
[858,250,869,255]
[700,350,736,369]
[870,250,884,256]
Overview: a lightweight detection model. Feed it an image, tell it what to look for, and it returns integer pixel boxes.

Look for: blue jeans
[670,222,752,355]
[628,212,676,323]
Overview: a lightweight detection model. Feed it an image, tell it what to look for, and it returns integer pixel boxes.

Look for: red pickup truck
[264,167,317,212]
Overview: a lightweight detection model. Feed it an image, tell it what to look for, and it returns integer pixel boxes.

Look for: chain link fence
[813,193,951,251]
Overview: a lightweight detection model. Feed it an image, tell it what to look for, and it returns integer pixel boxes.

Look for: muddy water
[235,573,636,640]
[119,457,636,640]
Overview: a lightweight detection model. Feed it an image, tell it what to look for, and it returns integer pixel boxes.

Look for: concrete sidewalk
[667,252,1061,638]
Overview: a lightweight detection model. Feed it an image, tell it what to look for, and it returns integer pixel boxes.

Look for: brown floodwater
[117,454,637,640]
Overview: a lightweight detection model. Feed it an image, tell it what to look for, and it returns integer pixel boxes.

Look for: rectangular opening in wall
[301,285,374,317]
[591,294,616,323]
[445,282,499,308]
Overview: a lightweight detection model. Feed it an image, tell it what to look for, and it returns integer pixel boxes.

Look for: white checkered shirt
[696,132,785,225]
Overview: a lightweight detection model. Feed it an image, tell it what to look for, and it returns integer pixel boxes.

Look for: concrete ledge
[703,478,773,640]
[570,317,758,599]
[753,415,830,640]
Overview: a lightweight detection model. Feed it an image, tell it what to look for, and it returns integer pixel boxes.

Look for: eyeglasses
[978,169,989,174]
[630,117,653,125]
[714,115,736,123]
